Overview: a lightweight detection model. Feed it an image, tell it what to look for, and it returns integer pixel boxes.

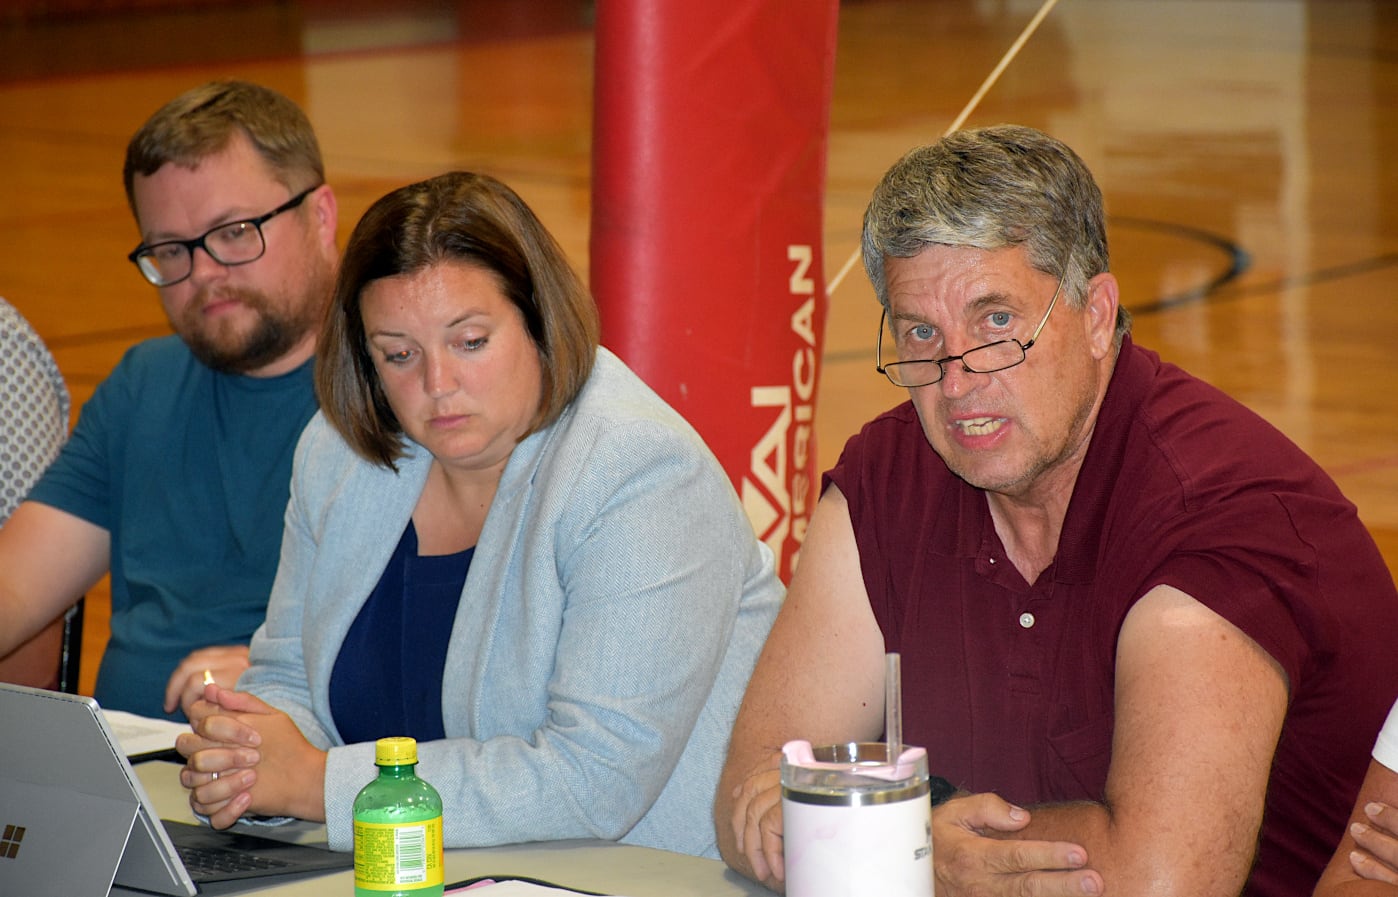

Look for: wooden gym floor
[0,0,1394,696]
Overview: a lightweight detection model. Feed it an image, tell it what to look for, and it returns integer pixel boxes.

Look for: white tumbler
[781,740,933,897]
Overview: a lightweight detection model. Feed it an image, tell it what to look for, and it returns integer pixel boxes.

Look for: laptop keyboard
[175,844,295,877]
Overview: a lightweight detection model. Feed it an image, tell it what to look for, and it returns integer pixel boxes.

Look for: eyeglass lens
[130,184,320,287]
[136,223,267,286]
[881,340,1027,387]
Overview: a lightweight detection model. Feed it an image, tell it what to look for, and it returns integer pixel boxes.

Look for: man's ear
[1083,271,1120,359]
[309,183,339,249]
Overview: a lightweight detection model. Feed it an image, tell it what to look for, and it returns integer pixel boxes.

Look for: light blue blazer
[239,348,783,857]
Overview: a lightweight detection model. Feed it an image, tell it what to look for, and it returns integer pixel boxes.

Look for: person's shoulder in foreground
[0,296,72,687]
[0,79,338,719]
[0,296,69,522]
[715,122,1398,897]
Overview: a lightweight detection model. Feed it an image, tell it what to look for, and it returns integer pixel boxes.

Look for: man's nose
[186,244,229,282]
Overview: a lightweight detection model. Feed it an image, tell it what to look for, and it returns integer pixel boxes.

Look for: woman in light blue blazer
[177,171,783,858]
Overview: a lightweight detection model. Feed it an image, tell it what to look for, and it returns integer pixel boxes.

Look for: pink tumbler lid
[781,739,927,782]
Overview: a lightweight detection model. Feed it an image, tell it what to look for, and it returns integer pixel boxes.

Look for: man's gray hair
[861,124,1128,338]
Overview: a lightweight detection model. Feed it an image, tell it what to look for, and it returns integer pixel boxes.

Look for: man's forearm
[997,799,1256,897]
[0,583,52,658]
[1003,800,1110,847]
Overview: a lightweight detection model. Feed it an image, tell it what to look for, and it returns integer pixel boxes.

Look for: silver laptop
[0,682,352,896]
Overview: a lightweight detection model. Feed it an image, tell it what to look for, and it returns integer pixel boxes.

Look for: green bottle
[353,737,445,897]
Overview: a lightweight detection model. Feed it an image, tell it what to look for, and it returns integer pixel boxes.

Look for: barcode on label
[394,824,427,883]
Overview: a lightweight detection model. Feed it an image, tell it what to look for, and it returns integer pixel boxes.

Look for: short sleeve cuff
[1373,700,1398,771]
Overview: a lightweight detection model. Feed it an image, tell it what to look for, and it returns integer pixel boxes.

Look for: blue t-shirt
[26,336,317,718]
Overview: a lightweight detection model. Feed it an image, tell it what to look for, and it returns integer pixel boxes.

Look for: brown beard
[175,285,321,375]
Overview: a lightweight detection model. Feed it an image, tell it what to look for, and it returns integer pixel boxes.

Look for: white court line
[825,0,1063,297]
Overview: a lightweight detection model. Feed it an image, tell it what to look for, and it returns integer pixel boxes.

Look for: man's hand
[729,751,786,891]
[933,793,1101,897]
[164,645,251,717]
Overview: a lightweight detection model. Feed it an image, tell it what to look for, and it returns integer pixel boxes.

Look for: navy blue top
[329,521,472,744]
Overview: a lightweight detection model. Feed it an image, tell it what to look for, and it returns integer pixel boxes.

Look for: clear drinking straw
[885,652,902,765]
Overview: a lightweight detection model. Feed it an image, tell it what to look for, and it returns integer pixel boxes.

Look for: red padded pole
[591,0,839,581]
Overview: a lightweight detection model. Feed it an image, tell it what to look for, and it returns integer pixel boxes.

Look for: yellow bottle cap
[374,736,418,766]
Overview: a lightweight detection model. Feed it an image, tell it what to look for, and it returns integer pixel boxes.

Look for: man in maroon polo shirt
[716,124,1398,897]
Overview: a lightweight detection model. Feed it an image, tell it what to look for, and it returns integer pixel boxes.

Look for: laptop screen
[0,682,356,897]
[0,682,197,896]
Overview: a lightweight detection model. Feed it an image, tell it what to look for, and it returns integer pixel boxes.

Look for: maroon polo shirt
[827,335,1398,897]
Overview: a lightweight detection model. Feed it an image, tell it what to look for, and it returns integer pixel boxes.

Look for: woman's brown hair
[317,171,600,468]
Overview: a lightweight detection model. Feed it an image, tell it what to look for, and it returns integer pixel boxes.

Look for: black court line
[1109,215,1250,317]
[1095,217,1398,316]
[1136,251,1398,315]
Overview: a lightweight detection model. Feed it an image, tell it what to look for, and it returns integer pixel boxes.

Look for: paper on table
[102,708,189,758]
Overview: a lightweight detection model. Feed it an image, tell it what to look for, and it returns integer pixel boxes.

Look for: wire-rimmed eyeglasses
[875,265,1069,388]
[127,184,322,287]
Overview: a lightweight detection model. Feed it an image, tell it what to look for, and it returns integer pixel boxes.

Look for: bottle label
[353,817,444,890]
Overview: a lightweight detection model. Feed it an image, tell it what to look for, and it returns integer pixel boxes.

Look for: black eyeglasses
[127,184,321,287]
[876,264,1069,388]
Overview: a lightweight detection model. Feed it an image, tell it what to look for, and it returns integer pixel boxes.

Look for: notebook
[0,682,353,896]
